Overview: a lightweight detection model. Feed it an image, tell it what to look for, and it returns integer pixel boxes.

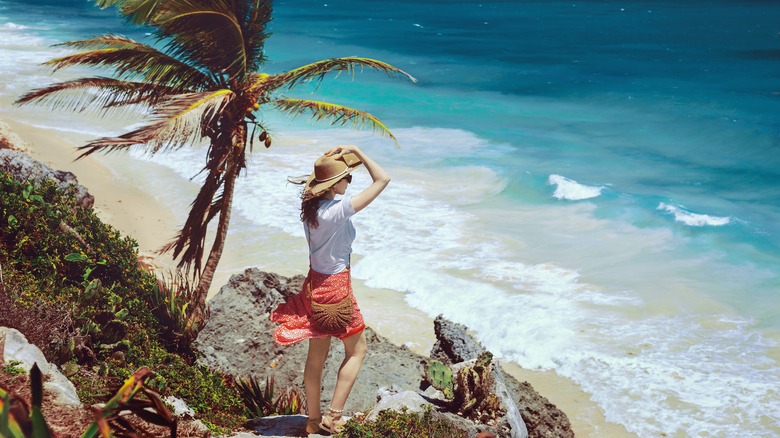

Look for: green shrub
[0,174,248,432]
[0,175,148,292]
[0,174,161,363]
[339,406,469,438]
[151,269,204,354]
[120,332,247,431]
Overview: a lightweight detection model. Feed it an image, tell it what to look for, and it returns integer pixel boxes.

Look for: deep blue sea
[1,1,779,436]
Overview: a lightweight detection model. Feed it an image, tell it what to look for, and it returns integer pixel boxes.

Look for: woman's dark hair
[301,192,324,228]
[288,174,323,228]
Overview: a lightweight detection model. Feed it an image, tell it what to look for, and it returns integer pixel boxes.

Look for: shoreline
[0,114,633,437]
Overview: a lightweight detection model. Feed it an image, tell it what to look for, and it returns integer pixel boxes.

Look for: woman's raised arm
[325,145,390,213]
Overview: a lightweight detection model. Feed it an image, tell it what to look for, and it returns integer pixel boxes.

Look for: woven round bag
[305,281,353,332]
[310,297,353,332]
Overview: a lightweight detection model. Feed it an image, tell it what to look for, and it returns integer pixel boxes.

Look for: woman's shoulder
[318,197,355,220]
[319,197,352,208]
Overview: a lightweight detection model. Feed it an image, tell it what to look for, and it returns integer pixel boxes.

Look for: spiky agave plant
[0,364,53,438]
[15,0,416,328]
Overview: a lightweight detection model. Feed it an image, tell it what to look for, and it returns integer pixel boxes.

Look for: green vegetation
[1,361,25,376]
[425,359,454,399]
[338,406,469,438]
[236,375,304,418]
[0,174,246,432]
[1,364,52,438]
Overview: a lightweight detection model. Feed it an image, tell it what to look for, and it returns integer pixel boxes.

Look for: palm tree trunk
[191,129,245,321]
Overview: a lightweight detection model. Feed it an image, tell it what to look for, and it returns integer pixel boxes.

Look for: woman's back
[306,197,356,274]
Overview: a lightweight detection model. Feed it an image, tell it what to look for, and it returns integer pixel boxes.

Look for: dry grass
[0,369,94,436]
[0,283,76,363]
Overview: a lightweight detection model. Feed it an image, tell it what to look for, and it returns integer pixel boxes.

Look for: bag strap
[304,222,312,268]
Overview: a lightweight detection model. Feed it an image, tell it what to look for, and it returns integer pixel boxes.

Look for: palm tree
[15,0,415,326]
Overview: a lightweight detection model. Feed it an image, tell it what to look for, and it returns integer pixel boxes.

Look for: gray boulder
[194,268,425,412]
[196,270,573,438]
[0,327,81,407]
[366,388,429,421]
[430,314,486,365]
[0,149,94,208]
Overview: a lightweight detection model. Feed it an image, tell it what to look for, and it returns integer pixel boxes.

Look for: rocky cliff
[195,268,574,438]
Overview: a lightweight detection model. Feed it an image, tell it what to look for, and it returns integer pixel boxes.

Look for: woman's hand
[324,144,361,158]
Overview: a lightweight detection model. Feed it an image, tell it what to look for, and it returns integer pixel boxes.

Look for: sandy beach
[1,114,633,437]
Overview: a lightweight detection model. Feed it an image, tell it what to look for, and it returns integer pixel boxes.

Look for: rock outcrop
[0,327,81,407]
[0,121,30,152]
[196,269,575,438]
[430,314,487,365]
[0,149,94,208]
[431,315,574,438]
[195,268,426,411]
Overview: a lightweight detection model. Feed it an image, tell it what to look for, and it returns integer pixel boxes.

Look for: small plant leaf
[65,253,88,262]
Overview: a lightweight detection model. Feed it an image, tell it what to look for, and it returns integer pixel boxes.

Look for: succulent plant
[236,375,304,418]
[450,352,506,424]
[425,359,454,399]
[101,319,128,344]
[0,363,53,438]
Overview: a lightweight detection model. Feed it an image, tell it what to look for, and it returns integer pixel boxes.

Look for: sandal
[306,416,323,435]
[319,407,346,434]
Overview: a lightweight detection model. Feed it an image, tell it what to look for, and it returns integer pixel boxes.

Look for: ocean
[1,0,779,436]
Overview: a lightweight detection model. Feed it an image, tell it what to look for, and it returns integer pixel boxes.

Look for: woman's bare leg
[304,336,331,420]
[329,330,368,410]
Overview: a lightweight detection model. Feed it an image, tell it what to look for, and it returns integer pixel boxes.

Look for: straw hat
[304,152,362,196]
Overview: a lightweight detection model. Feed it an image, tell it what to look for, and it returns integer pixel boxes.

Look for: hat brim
[304,153,362,196]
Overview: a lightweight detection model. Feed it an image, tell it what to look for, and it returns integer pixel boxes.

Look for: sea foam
[548,174,604,200]
[2,21,25,29]
[658,202,731,227]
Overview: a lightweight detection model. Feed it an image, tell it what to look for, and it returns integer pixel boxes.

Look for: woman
[270,144,390,434]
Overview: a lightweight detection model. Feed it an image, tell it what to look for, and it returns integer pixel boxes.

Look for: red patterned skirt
[270,268,365,346]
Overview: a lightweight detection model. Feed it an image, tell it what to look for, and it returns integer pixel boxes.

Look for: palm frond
[54,34,141,50]
[152,0,251,81]
[161,167,226,274]
[77,89,235,157]
[94,0,165,26]
[90,1,272,85]
[48,35,213,90]
[94,0,123,8]
[274,98,400,147]
[14,77,176,114]
[160,127,242,274]
[255,57,417,94]
[243,0,273,72]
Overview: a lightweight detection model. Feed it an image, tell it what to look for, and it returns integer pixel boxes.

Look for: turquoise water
[1,1,779,436]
